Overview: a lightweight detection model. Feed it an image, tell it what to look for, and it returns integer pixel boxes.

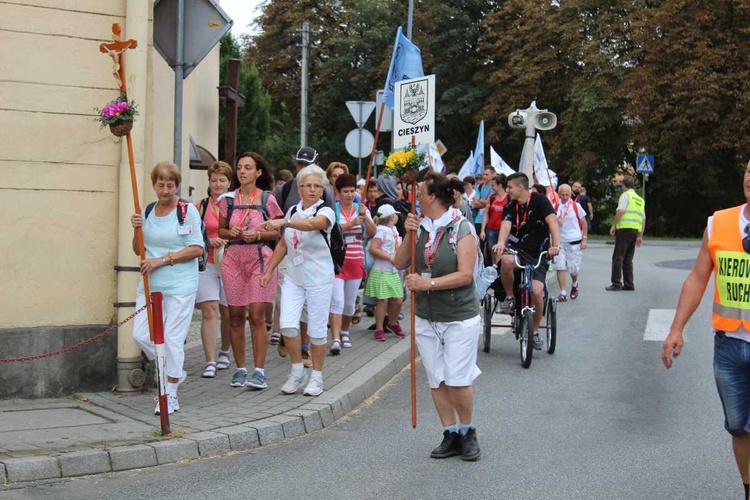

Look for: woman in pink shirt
[195,162,233,378]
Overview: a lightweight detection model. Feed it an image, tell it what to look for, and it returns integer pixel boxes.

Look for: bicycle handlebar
[502,248,549,270]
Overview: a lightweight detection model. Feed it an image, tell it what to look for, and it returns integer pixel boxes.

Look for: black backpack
[144,199,209,272]
[222,191,276,271]
[289,204,346,274]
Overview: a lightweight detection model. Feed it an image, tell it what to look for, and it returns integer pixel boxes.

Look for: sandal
[341,333,352,348]
[201,362,217,378]
[351,312,361,325]
[556,294,568,302]
[269,332,281,345]
[216,350,231,370]
[329,339,342,355]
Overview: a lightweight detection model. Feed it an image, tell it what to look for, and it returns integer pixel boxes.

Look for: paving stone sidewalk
[0,307,412,484]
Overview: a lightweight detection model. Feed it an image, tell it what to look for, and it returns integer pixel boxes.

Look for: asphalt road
[2,242,741,500]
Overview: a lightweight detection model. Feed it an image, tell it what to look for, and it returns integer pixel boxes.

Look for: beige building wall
[0,0,220,331]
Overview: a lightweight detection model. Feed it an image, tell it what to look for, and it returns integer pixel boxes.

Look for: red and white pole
[151,292,170,435]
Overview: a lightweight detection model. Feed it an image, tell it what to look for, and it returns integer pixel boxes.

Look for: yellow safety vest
[615,190,645,231]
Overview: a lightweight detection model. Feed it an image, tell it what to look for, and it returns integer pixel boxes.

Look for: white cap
[377,204,398,218]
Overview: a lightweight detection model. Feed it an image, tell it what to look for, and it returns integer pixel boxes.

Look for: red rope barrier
[0,304,148,363]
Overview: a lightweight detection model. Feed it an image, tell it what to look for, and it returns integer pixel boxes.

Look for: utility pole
[300,21,310,148]
[407,0,414,39]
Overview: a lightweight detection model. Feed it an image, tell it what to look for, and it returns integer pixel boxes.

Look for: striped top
[337,202,369,262]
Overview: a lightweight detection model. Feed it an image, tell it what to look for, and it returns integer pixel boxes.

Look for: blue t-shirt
[137,202,204,296]
[472,183,493,224]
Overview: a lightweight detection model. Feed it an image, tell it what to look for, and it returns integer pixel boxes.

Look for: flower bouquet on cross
[94,92,139,137]
[383,145,426,184]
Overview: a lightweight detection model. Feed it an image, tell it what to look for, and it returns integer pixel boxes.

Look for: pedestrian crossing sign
[636,154,655,174]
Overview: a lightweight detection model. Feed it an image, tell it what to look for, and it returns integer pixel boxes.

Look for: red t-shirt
[487,193,509,230]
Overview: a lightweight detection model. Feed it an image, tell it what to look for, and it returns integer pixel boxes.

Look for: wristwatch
[430,279,436,289]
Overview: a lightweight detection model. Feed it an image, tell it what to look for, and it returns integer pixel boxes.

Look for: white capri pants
[132,290,196,380]
[553,241,583,275]
[330,277,362,316]
[416,315,482,389]
[275,257,308,323]
[195,262,227,306]
[280,279,333,340]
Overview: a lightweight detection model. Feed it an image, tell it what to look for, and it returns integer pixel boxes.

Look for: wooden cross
[99,24,138,92]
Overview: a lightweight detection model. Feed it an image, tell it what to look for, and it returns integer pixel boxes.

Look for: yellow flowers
[385,149,415,169]
[383,146,425,183]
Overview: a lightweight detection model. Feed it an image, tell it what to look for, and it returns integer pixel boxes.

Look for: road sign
[154,0,233,78]
[393,74,436,150]
[346,101,376,128]
[374,90,393,132]
[636,154,655,174]
[345,128,375,158]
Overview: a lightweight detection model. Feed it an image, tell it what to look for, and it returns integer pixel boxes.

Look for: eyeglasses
[300,183,323,190]
[744,223,750,254]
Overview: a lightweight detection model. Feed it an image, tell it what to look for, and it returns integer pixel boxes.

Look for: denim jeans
[486,229,500,259]
[714,332,750,436]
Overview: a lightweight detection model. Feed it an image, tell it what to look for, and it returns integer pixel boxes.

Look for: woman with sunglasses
[260,164,336,397]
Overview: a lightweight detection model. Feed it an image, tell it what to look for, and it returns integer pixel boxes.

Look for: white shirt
[284,200,336,286]
[372,225,401,273]
[556,200,585,242]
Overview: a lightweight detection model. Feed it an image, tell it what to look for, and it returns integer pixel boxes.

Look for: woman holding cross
[394,172,482,461]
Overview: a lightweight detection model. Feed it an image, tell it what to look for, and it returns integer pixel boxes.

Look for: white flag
[534,134,557,188]
[457,151,475,180]
[417,142,445,172]
[490,146,515,176]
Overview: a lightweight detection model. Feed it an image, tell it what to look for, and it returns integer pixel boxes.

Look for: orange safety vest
[708,205,750,331]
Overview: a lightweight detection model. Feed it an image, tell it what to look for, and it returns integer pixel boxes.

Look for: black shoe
[460,428,481,461]
[622,286,635,291]
[430,430,462,459]
[605,284,622,291]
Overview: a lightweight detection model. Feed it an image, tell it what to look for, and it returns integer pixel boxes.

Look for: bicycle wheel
[547,298,557,354]
[520,310,534,368]
[483,295,492,353]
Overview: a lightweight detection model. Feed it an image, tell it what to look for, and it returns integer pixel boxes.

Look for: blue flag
[382,27,424,110]
[472,120,485,176]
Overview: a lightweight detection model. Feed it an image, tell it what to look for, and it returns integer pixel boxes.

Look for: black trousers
[611,228,639,288]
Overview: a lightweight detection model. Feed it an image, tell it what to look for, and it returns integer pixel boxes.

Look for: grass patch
[150,426,190,439]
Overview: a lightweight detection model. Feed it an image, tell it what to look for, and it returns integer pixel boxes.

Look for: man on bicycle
[493,172,560,349]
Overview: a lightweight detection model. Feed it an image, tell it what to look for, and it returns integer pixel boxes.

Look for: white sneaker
[303,376,324,397]
[153,394,179,415]
[281,372,307,395]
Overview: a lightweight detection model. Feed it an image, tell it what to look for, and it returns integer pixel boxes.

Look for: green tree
[219,33,273,167]
[625,0,750,236]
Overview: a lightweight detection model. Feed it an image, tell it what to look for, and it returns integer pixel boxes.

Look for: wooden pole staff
[362,102,387,201]
[410,135,417,429]
[99,24,154,340]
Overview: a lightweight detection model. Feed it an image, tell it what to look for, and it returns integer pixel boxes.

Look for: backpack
[289,204,347,274]
[222,190,276,271]
[144,199,209,272]
[418,217,483,297]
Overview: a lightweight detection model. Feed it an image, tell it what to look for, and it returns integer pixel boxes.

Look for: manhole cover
[655,259,695,270]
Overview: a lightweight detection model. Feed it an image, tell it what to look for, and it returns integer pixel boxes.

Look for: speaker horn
[534,111,557,130]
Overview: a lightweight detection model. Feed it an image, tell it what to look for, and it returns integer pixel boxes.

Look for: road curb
[0,337,412,484]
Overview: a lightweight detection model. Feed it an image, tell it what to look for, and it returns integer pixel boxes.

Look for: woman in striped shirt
[329,173,377,353]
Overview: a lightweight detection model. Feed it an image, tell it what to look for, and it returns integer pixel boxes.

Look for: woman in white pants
[329,173,376,353]
[130,162,204,415]
[260,164,335,397]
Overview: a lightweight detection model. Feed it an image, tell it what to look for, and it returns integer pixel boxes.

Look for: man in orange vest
[663,160,750,500]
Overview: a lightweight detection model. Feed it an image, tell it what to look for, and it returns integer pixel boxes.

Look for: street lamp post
[508,101,557,180]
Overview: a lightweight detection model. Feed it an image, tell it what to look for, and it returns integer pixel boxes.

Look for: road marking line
[644,309,680,342]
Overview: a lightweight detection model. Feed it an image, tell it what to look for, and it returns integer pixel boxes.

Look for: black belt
[568,239,582,245]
